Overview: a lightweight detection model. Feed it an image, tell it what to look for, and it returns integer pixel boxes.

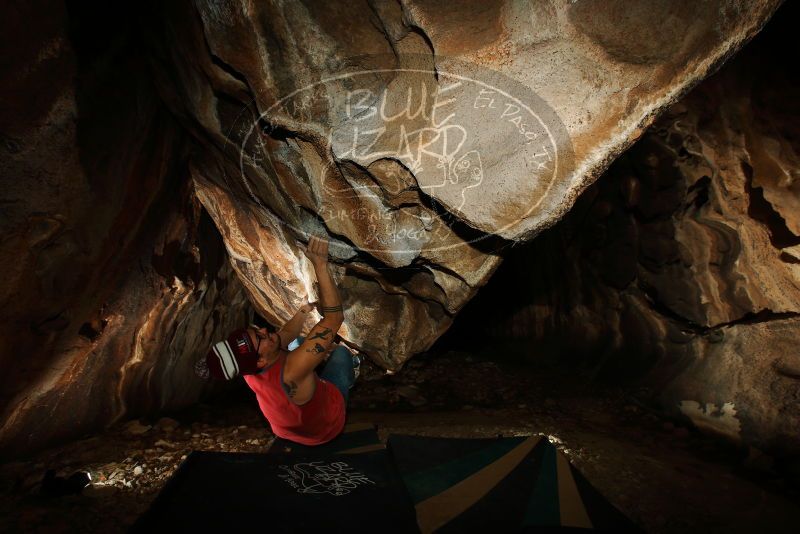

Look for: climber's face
[248,327,280,367]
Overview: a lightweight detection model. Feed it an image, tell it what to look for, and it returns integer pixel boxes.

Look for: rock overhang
[148,0,783,367]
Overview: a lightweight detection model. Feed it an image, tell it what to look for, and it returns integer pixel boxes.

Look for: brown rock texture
[0,2,250,457]
[449,8,800,455]
[145,0,781,369]
[0,0,792,458]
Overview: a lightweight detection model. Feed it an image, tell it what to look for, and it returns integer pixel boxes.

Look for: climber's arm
[284,236,343,381]
[307,236,344,326]
[276,303,314,350]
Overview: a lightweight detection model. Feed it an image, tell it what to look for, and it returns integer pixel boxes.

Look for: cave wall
[145,0,781,369]
[448,5,800,455]
[0,1,250,457]
[0,0,795,458]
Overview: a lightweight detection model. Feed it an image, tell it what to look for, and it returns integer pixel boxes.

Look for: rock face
[0,0,791,458]
[0,2,250,457]
[449,9,800,455]
[147,0,780,369]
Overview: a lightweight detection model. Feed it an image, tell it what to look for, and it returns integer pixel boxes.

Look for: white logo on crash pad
[278,461,375,496]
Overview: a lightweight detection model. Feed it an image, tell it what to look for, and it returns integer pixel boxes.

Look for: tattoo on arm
[282,380,298,398]
[320,305,343,315]
[305,343,326,354]
[308,327,331,341]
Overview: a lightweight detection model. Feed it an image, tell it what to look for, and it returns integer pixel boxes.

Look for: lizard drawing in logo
[278,461,374,496]
[433,149,484,212]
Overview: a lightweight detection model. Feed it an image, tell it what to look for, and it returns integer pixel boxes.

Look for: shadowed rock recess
[0,0,794,458]
[448,8,800,456]
[0,2,250,457]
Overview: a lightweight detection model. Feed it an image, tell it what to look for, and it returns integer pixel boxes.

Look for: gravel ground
[1,350,798,532]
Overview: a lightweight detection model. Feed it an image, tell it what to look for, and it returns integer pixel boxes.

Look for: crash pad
[387,434,639,533]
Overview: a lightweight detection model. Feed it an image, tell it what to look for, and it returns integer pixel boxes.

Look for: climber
[197,235,359,445]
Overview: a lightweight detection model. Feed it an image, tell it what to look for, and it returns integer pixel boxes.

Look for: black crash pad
[132,446,417,532]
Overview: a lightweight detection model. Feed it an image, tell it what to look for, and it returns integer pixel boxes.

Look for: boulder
[146,0,780,368]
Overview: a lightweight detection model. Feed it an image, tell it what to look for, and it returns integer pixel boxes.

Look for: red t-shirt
[243,353,345,446]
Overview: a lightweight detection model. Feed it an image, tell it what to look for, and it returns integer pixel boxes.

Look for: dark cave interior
[1,0,799,532]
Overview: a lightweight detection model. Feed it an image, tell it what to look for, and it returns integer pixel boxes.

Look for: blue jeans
[289,337,355,403]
